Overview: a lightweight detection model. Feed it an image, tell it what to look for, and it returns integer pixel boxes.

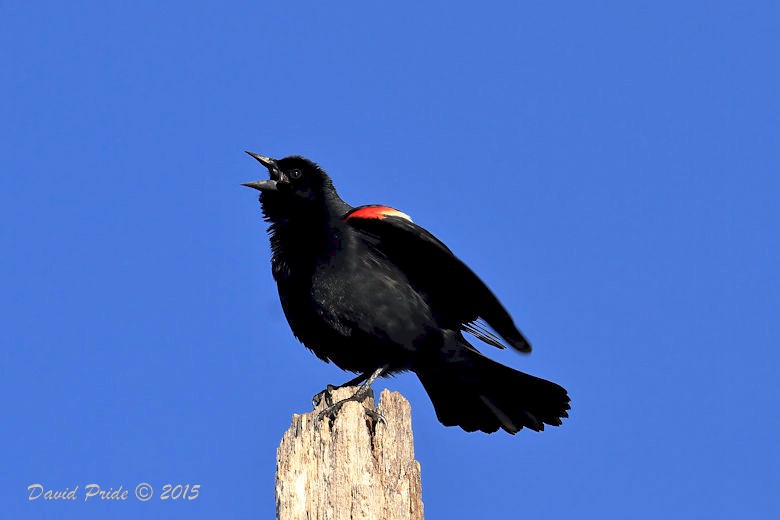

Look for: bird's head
[242,152,346,223]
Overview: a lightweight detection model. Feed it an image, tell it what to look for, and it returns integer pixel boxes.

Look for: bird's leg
[316,366,388,424]
[311,372,371,407]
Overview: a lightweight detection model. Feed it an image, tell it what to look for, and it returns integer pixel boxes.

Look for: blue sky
[2,2,778,518]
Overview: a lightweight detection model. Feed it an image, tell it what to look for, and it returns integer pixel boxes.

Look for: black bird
[243,152,569,434]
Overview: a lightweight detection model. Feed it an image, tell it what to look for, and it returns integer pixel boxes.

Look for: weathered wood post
[275,387,424,520]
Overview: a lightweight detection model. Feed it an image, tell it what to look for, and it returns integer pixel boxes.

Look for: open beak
[243,151,280,191]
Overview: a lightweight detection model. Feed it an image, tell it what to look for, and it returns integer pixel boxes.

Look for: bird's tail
[416,342,570,434]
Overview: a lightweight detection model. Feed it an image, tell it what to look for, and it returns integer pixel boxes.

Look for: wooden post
[275,387,424,520]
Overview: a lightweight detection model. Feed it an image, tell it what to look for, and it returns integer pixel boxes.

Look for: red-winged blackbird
[243,152,570,434]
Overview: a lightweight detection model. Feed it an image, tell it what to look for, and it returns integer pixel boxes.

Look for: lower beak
[242,179,278,192]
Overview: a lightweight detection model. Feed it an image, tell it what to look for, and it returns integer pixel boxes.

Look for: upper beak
[245,151,277,170]
[243,151,280,191]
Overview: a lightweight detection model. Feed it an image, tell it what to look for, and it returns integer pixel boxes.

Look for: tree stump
[275,387,424,520]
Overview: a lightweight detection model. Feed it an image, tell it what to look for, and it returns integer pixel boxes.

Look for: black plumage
[243,153,569,434]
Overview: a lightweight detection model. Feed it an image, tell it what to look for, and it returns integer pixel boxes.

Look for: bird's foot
[311,371,375,408]
[316,386,385,425]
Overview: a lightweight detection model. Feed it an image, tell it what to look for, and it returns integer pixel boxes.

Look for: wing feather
[345,209,532,353]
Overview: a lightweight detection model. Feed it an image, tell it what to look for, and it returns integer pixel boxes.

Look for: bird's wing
[344,205,532,353]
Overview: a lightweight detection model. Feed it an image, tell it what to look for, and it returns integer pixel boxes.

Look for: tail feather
[416,348,570,434]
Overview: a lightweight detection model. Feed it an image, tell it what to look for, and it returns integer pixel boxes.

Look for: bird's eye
[289,169,302,180]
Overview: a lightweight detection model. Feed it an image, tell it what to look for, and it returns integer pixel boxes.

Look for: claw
[365,408,386,426]
[312,384,337,407]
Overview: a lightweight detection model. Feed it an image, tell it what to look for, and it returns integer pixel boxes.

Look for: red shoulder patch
[344,205,413,222]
